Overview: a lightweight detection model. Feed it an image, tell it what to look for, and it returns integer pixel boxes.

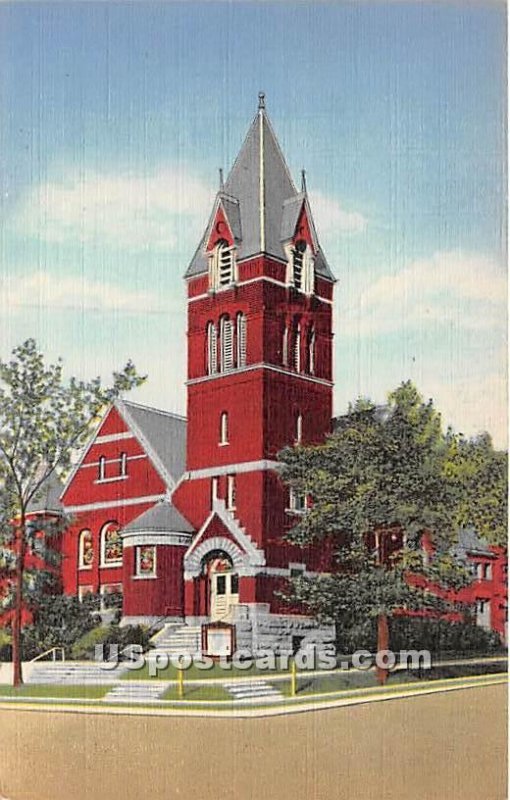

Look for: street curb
[0,674,505,719]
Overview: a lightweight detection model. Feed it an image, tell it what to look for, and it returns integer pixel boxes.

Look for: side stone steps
[222,680,283,702]
[26,662,127,685]
[150,624,202,655]
[103,682,169,704]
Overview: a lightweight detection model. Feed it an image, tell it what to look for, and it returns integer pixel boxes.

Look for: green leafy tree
[0,338,145,685]
[445,432,508,548]
[279,382,473,685]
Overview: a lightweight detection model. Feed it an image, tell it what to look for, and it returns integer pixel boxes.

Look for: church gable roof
[184,499,266,574]
[60,399,187,503]
[118,400,186,489]
[185,98,335,282]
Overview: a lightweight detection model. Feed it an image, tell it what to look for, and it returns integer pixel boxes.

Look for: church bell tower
[173,95,336,626]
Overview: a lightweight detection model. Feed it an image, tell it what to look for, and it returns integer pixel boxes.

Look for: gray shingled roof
[119,400,186,487]
[220,194,242,241]
[453,527,494,560]
[27,472,64,514]
[122,501,194,534]
[185,108,335,282]
[281,193,306,243]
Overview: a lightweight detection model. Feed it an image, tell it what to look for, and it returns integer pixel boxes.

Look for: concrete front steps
[103,682,169,704]
[26,661,127,685]
[150,624,202,656]
[222,679,283,702]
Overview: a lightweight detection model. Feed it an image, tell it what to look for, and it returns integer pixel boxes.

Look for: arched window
[100,522,122,567]
[308,327,315,375]
[78,529,93,570]
[218,240,235,286]
[290,239,314,295]
[292,240,306,290]
[206,322,218,375]
[292,323,301,373]
[220,316,234,371]
[98,456,106,481]
[282,326,289,367]
[119,452,127,477]
[236,313,247,368]
[219,412,229,445]
[208,239,236,290]
[295,413,303,444]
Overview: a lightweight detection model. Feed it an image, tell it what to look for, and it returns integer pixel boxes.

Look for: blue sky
[0,2,507,445]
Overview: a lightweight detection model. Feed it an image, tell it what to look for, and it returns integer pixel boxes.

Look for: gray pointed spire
[185,104,335,282]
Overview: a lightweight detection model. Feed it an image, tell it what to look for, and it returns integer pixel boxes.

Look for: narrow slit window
[119,452,127,477]
[227,474,236,510]
[293,324,301,373]
[237,313,247,367]
[211,476,219,507]
[220,317,234,371]
[98,456,106,481]
[207,322,218,375]
[296,413,303,444]
[220,412,229,445]
[282,326,289,367]
[308,328,315,375]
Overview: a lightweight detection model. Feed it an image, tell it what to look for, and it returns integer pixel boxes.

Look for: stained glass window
[136,545,156,577]
[101,523,122,566]
[78,529,94,569]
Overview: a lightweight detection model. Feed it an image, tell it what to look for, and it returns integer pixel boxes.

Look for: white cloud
[334,250,507,448]
[345,251,507,336]
[8,166,366,252]
[9,167,216,252]
[308,190,367,236]
[0,271,166,314]
[424,371,507,449]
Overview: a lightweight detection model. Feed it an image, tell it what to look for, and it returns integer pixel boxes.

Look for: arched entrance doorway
[202,550,240,621]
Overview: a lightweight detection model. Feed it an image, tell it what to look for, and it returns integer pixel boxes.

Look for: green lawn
[278,669,419,697]
[161,684,231,702]
[122,660,277,681]
[0,684,109,699]
[276,666,507,698]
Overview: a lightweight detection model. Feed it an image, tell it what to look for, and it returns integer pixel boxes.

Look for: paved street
[0,684,506,800]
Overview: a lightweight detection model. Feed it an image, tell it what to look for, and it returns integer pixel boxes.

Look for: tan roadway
[0,684,506,800]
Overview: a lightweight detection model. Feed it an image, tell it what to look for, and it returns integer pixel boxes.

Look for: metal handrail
[30,646,65,663]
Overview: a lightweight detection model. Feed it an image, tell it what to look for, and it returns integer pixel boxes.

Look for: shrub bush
[71,624,152,661]
[20,593,101,660]
[336,615,503,658]
[0,628,12,661]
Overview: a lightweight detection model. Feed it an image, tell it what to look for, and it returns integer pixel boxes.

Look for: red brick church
[27,97,507,654]
[55,95,338,654]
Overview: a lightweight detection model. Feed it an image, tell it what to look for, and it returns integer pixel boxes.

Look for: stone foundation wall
[230,604,335,655]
